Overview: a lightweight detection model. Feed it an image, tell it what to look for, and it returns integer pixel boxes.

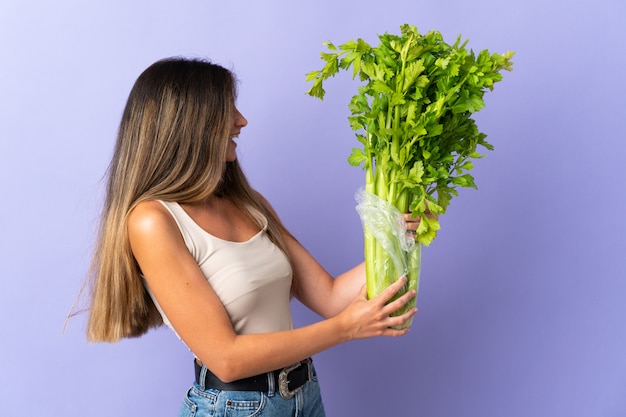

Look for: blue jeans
[179,366,326,417]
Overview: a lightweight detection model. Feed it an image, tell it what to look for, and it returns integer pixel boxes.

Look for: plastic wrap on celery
[356,188,421,328]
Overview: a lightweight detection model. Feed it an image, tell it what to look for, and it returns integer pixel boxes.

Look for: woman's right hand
[338,276,417,341]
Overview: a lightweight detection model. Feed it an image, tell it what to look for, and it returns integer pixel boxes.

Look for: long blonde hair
[84,57,290,342]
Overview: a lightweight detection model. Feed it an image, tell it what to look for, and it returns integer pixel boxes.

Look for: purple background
[1,1,625,416]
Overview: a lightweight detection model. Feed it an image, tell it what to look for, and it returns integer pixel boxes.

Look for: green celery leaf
[348,148,368,167]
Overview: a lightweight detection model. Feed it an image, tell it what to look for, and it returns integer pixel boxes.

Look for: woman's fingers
[403,210,440,240]
[403,213,420,231]
[402,203,440,232]
[372,276,406,303]
[371,304,417,337]
[342,276,418,340]
[382,285,417,315]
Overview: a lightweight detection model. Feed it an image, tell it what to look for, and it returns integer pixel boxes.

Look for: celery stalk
[306,24,513,316]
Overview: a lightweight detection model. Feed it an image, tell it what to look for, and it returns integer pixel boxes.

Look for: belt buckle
[278,360,310,399]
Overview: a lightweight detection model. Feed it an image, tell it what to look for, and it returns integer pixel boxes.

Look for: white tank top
[145,200,294,337]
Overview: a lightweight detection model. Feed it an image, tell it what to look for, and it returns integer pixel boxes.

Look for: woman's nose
[234,108,248,127]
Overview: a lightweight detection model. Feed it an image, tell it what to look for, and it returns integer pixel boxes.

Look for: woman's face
[226,107,248,162]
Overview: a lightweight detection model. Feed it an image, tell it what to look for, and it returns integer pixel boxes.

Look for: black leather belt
[194,358,313,399]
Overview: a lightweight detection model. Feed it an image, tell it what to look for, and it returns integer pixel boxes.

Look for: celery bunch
[306,24,513,322]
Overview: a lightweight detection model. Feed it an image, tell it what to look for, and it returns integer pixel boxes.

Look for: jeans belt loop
[199,363,208,391]
[267,369,276,397]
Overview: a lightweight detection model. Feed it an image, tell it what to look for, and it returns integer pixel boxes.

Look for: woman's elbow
[197,355,245,383]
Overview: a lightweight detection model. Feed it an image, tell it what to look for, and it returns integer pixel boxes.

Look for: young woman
[85,57,421,417]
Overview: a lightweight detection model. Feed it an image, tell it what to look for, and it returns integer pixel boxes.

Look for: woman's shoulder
[127,200,179,239]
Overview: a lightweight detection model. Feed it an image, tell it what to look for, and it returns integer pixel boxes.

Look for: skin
[127,108,425,383]
[225,107,247,162]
